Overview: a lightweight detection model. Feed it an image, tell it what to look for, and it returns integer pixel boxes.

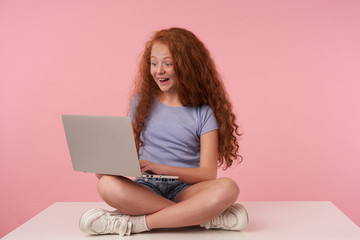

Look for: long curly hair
[131,27,242,169]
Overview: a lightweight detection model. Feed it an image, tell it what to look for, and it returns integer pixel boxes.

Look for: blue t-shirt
[130,96,219,168]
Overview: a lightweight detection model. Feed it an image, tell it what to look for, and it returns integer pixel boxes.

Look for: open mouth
[159,78,170,83]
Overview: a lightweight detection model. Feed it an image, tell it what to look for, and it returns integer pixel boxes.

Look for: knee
[211,178,240,207]
[97,175,126,202]
[97,175,113,197]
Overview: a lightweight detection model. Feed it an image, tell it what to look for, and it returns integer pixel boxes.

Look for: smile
[158,78,170,83]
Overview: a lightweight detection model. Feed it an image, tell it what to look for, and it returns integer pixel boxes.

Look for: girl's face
[150,42,177,95]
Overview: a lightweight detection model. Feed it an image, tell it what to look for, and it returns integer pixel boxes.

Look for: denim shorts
[133,178,191,202]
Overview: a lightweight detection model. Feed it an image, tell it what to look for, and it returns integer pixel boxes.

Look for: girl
[79,28,248,236]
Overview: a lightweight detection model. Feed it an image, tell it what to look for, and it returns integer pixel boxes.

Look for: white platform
[3,202,360,239]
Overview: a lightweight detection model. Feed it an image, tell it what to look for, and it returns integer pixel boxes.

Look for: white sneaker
[79,208,132,236]
[201,203,249,231]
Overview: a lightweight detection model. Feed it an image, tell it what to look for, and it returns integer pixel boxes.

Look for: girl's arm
[139,130,219,184]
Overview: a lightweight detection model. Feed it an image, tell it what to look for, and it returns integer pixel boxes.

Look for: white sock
[129,215,149,233]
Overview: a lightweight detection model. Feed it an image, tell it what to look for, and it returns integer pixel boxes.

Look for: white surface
[3,201,360,240]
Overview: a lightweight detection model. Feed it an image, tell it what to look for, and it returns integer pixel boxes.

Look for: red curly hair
[131,27,242,169]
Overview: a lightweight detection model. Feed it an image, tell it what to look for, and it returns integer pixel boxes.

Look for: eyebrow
[150,56,172,59]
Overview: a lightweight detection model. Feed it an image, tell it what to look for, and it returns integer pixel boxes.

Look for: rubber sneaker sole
[79,208,106,234]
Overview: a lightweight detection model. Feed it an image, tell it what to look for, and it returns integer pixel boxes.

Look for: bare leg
[97,176,239,230]
[146,177,239,229]
[97,175,175,215]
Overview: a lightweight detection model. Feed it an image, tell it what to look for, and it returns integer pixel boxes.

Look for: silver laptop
[62,115,178,179]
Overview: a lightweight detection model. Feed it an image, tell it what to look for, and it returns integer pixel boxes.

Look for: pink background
[1,0,360,237]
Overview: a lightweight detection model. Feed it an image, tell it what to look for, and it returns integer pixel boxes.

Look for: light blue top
[130,96,219,168]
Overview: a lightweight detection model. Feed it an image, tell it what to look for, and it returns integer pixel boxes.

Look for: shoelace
[118,220,132,236]
[105,216,120,233]
[105,212,132,236]
[212,214,225,228]
[211,208,231,229]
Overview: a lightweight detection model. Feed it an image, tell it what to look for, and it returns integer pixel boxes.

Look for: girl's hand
[139,160,166,175]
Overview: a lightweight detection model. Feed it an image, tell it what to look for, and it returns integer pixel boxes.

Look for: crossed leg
[97,175,240,230]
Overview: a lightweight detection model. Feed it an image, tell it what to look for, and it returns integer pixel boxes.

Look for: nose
[156,64,165,74]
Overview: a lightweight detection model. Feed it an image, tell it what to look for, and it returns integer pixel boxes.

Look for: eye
[165,63,172,67]
[151,62,157,67]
